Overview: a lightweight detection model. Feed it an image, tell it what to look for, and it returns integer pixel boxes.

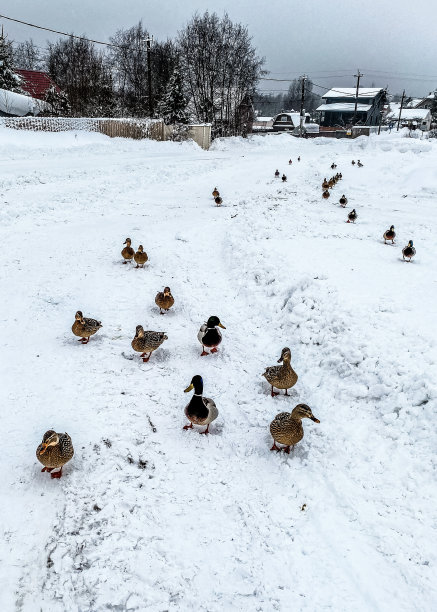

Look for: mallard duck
[134,245,148,268]
[36,430,74,478]
[331,162,337,169]
[121,238,135,264]
[270,404,319,453]
[383,225,396,244]
[131,325,167,362]
[281,174,287,182]
[72,311,102,344]
[322,178,329,189]
[357,160,363,167]
[212,187,220,198]
[347,209,357,223]
[402,240,416,262]
[275,169,280,178]
[322,189,330,199]
[198,316,226,356]
[183,375,218,435]
[338,172,342,180]
[215,196,223,206]
[262,347,298,397]
[352,160,356,165]
[297,156,301,161]
[155,286,174,314]
[328,177,335,188]
[288,159,292,165]
[339,194,348,207]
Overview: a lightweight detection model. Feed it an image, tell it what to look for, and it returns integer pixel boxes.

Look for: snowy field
[1,127,436,611]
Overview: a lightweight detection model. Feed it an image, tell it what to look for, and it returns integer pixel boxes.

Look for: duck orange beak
[39,443,48,455]
[218,323,226,329]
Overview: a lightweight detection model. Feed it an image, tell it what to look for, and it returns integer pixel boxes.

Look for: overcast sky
[2,0,436,97]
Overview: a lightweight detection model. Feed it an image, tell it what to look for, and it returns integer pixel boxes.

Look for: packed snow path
[1,130,436,611]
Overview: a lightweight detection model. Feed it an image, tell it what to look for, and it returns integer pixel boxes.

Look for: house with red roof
[15,69,61,101]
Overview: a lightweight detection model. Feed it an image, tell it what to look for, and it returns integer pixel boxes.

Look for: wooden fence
[0,117,211,149]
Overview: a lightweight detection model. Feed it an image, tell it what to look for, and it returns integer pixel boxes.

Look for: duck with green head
[402,240,416,261]
[183,375,218,434]
[198,316,226,356]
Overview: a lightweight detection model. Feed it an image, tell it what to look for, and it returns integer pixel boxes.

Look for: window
[280,115,288,122]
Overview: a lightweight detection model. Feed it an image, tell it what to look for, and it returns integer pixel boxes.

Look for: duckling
[36,430,74,478]
[198,316,226,356]
[155,286,174,314]
[131,325,167,362]
[357,160,363,167]
[322,178,330,189]
[72,311,102,344]
[347,209,357,223]
[383,225,396,244]
[288,159,292,165]
[262,347,298,397]
[297,156,301,161]
[402,240,416,262]
[352,160,356,165]
[322,189,330,199]
[215,196,223,206]
[339,195,348,208]
[270,404,319,453]
[183,375,218,435]
[275,169,280,178]
[281,174,287,182]
[121,238,135,264]
[212,187,220,198]
[331,162,337,169]
[134,245,148,268]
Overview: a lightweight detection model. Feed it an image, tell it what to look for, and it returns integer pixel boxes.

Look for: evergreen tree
[156,65,189,125]
[0,32,22,92]
[43,84,71,116]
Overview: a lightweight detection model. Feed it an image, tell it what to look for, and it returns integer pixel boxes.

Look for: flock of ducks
[317,160,416,259]
[36,151,417,477]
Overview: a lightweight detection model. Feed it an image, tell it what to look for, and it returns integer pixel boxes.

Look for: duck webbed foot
[183,423,193,430]
[50,468,63,479]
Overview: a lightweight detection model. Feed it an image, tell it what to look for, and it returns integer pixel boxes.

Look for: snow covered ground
[1,127,436,611]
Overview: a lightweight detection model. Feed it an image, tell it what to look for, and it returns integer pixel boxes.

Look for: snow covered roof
[0,88,42,116]
[316,102,372,113]
[322,88,383,99]
[386,108,431,121]
[425,91,436,100]
[254,116,273,122]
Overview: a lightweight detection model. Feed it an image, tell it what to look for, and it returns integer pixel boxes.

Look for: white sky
[1,0,436,97]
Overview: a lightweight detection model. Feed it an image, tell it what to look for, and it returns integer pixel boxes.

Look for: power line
[0,13,126,48]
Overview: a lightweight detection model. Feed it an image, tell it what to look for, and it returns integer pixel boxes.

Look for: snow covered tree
[156,64,189,125]
[0,32,22,92]
[43,84,71,116]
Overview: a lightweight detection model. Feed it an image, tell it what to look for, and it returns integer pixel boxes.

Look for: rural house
[316,88,385,128]
[415,90,436,110]
[387,107,431,131]
[15,69,61,101]
[272,111,319,134]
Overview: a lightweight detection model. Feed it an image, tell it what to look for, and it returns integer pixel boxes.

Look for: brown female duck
[121,238,135,263]
[134,245,148,268]
[36,430,74,478]
[262,347,298,397]
[155,287,174,314]
[270,404,319,453]
[72,311,102,344]
[131,325,167,362]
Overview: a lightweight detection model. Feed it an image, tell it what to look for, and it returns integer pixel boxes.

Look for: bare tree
[13,39,45,70]
[47,37,115,116]
[178,12,264,136]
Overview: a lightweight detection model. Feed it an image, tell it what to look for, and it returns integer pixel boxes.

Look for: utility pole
[353,69,363,125]
[145,35,154,117]
[299,75,306,137]
[397,90,405,131]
